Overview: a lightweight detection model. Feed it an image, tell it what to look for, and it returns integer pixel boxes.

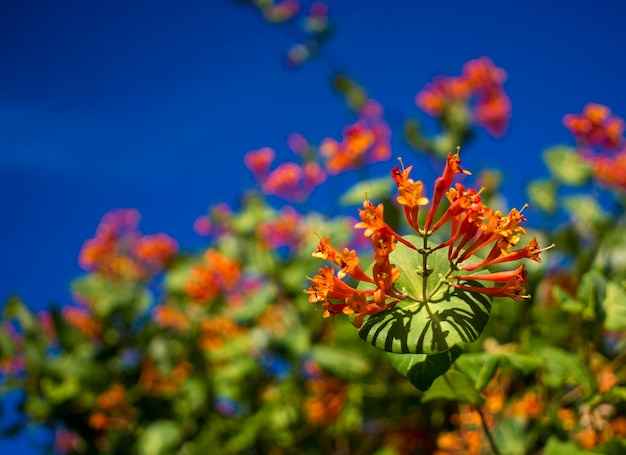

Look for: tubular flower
[88,384,134,431]
[185,249,241,304]
[251,156,327,202]
[319,99,392,174]
[563,103,624,150]
[244,147,275,180]
[257,206,308,250]
[307,150,552,327]
[585,148,626,191]
[416,57,511,137]
[78,208,177,281]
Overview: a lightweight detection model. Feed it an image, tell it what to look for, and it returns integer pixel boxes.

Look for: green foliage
[358,237,492,354]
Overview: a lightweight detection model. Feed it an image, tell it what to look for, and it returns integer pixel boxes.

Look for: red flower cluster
[416,57,511,137]
[306,151,551,327]
[563,103,624,150]
[78,209,178,281]
[563,103,626,191]
[320,100,392,174]
[244,147,326,202]
[257,206,308,250]
[185,249,241,303]
[89,384,134,431]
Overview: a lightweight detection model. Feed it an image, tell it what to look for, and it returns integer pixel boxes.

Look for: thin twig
[474,404,502,455]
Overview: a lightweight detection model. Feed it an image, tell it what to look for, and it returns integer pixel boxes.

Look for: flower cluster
[563,103,624,150]
[139,359,193,397]
[416,57,511,137]
[564,103,626,191]
[185,248,241,303]
[88,384,134,431]
[245,147,326,202]
[78,208,178,281]
[306,151,551,326]
[320,99,392,174]
[257,205,308,250]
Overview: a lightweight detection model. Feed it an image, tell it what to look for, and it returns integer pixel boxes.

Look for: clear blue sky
[2,1,626,452]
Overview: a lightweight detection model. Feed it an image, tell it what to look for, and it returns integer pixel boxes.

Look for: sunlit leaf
[500,353,544,375]
[387,344,463,391]
[455,352,500,390]
[339,177,394,206]
[358,236,492,354]
[494,418,527,455]
[536,346,594,394]
[543,436,598,455]
[543,145,591,185]
[603,279,626,331]
[138,420,183,455]
[421,369,484,404]
[563,194,609,235]
[311,345,371,379]
[527,179,557,213]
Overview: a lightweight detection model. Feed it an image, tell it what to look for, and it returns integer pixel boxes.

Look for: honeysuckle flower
[319,100,392,174]
[424,151,472,233]
[584,148,626,191]
[307,150,551,327]
[416,57,511,138]
[78,208,177,281]
[563,103,624,150]
[244,147,275,180]
[257,206,307,251]
[185,249,241,303]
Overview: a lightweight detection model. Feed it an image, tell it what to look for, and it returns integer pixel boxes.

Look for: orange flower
[198,316,247,351]
[78,208,177,281]
[133,233,178,272]
[564,103,624,150]
[139,359,192,396]
[586,148,626,191]
[391,163,430,231]
[62,306,103,339]
[320,100,392,174]
[185,249,240,303]
[244,147,275,180]
[261,161,327,202]
[89,384,134,431]
[257,206,308,250]
[416,57,511,137]
[152,304,190,331]
[303,376,348,426]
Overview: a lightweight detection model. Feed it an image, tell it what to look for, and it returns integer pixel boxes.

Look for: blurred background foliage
[3,1,626,454]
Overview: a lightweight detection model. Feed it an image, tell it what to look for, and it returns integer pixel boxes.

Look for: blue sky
[2,1,626,452]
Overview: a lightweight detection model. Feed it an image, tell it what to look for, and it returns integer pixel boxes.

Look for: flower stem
[474,404,501,455]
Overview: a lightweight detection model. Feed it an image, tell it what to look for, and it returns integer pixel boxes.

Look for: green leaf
[3,297,38,335]
[500,353,544,375]
[421,369,484,404]
[71,275,151,319]
[311,345,371,379]
[339,177,394,206]
[543,436,599,455]
[138,421,183,455]
[543,145,591,185]
[563,195,609,235]
[603,279,626,331]
[527,179,557,213]
[494,418,527,455]
[455,352,500,390]
[537,346,594,394]
[387,344,463,391]
[358,236,492,354]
